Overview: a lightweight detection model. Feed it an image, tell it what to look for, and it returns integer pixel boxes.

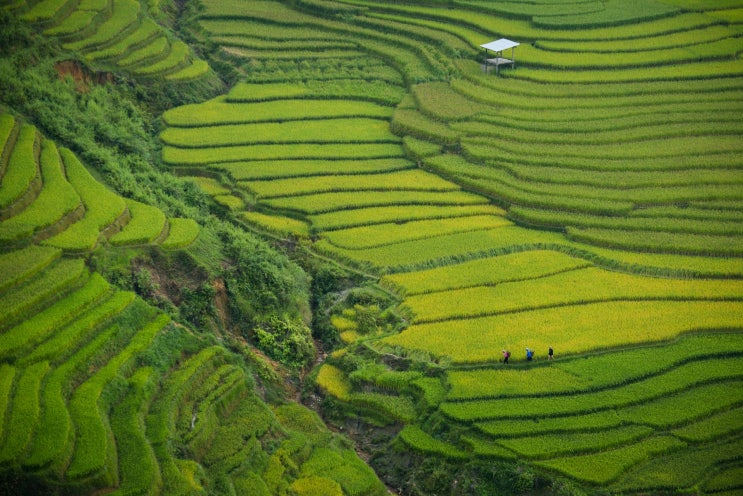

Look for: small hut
[480,39,519,76]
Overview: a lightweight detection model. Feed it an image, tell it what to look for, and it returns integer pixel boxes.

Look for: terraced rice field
[0,113,195,252]
[158,0,743,492]
[0,114,384,494]
[9,0,208,81]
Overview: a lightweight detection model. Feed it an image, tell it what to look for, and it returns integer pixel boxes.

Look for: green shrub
[253,316,314,369]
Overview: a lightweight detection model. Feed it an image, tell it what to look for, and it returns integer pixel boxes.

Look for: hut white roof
[480,39,520,52]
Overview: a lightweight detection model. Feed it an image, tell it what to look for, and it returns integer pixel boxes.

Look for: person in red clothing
[502,349,511,364]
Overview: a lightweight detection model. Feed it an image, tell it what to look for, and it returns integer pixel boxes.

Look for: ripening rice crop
[0,244,61,292]
[263,190,489,215]
[534,436,685,484]
[117,36,168,67]
[214,158,412,181]
[163,143,405,165]
[134,40,190,76]
[382,249,589,295]
[441,358,743,424]
[163,98,393,127]
[242,211,310,238]
[166,59,210,81]
[160,118,399,148]
[65,0,141,52]
[0,123,38,210]
[110,199,166,246]
[402,267,743,323]
[160,218,200,250]
[43,148,126,251]
[383,300,743,364]
[323,215,512,250]
[245,169,458,199]
[0,140,81,243]
[86,19,161,61]
[316,226,562,271]
[451,333,743,401]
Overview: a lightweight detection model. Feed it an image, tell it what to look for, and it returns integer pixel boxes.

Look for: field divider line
[444,352,743,403]
[394,264,593,297]
[440,374,743,424]
[322,225,507,251]
[386,241,743,280]
[410,295,743,326]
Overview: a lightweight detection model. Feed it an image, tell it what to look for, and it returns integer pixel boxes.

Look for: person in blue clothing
[525,347,534,361]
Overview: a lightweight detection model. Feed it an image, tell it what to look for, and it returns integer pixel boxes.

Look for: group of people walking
[501,346,553,364]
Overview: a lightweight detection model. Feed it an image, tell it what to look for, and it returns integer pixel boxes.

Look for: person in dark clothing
[548,346,554,360]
